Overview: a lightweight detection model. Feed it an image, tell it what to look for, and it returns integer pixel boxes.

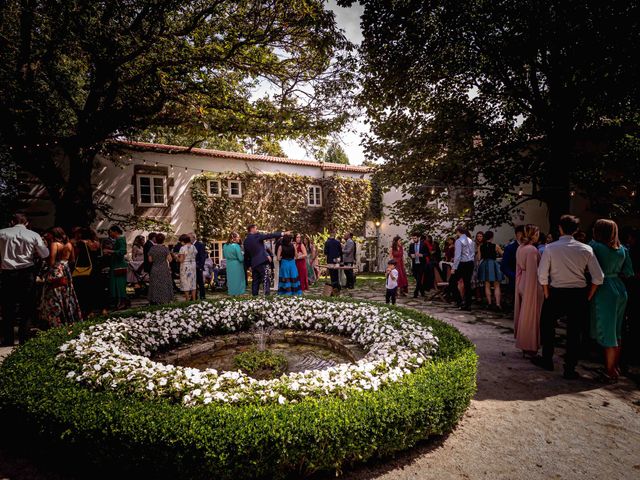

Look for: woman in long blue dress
[223,232,246,296]
[277,235,302,296]
[589,219,634,381]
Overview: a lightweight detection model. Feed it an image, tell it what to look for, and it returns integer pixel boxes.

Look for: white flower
[57,298,438,406]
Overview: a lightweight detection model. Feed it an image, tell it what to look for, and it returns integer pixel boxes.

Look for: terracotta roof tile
[117,140,370,173]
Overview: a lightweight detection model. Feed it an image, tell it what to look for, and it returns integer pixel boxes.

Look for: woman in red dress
[294,233,309,291]
[391,236,409,296]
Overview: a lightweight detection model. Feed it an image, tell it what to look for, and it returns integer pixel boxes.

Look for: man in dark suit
[408,234,429,297]
[190,232,208,300]
[324,231,343,292]
[243,224,289,296]
[142,232,157,274]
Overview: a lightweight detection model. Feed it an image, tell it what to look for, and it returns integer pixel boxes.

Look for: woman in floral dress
[304,236,317,286]
[40,227,82,327]
[178,233,197,301]
[147,233,174,305]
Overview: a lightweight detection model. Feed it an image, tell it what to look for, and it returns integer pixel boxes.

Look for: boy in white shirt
[385,259,399,305]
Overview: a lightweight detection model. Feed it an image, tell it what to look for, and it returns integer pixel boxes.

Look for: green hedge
[0,297,476,479]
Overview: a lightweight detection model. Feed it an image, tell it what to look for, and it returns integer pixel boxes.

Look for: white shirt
[0,224,50,270]
[386,268,399,289]
[537,235,604,288]
[453,234,475,270]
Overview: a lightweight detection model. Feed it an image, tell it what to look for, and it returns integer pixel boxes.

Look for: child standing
[385,259,399,305]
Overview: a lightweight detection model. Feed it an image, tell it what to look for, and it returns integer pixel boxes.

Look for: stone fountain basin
[154,330,366,376]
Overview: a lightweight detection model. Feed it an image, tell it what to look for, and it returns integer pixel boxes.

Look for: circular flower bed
[57,298,438,406]
[0,297,477,480]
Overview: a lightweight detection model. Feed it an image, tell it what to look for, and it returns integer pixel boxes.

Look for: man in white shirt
[448,226,476,310]
[533,215,604,378]
[0,214,50,346]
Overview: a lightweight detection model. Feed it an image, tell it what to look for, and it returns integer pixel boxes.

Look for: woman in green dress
[223,232,246,296]
[590,219,634,381]
[104,225,129,310]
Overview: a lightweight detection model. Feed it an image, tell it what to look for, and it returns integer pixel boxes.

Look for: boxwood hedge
[0,297,476,479]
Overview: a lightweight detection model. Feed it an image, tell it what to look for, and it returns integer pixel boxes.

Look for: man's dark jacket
[243,232,282,268]
[324,238,343,263]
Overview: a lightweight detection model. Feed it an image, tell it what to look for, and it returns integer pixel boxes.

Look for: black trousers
[328,268,341,291]
[0,267,36,345]
[196,266,206,299]
[449,261,474,307]
[344,262,355,289]
[412,263,425,296]
[423,262,435,291]
[385,287,398,305]
[251,262,267,296]
[541,287,589,372]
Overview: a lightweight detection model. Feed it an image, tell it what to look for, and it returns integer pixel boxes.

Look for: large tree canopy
[0,0,356,228]
[346,0,640,229]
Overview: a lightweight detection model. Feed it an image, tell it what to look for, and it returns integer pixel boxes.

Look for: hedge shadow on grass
[0,297,477,480]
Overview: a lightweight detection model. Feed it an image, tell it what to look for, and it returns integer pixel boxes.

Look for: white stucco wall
[91,149,368,246]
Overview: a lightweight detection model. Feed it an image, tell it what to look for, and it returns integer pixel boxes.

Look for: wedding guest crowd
[1,212,637,386]
[389,215,638,382]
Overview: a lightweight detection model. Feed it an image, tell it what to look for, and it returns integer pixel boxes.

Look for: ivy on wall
[191,171,371,242]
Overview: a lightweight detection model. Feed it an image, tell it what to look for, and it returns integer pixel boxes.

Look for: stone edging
[154,329,366,366]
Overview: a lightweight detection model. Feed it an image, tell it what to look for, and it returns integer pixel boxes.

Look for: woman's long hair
[521,224,540,246]
[227,232,239,244]
[392,235,402,252]
[50,227,68,244]
[593,219,620,249]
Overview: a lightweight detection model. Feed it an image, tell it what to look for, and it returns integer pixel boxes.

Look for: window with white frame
[207,179,221,196]
[307,185,322,207]
[228,180,242,198]
[136,174,167,206]
[210,241,224,265]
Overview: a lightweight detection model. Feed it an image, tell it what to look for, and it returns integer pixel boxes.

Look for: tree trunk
[54,150,96,231]
[543,124,573,235]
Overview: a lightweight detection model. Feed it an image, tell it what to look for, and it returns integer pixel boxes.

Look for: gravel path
[337,289,640,480]
[1,286,639,480]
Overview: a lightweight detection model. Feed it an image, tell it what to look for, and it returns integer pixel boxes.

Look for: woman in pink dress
[391,236,409,296]
[514,224,544,356]
[294,233,309,291]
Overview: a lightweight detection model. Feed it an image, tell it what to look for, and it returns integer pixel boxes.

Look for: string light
[142,158,146,164]
[570,191,576,197]
[518,188,523,196]
[170,164,174,171]
[155,161,158,167]
[430,187,435,195]
[632,190,637,197]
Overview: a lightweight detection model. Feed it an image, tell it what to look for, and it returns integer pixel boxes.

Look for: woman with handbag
[72,228,95,317]
[103,225,129,310]
[40,227,82,327]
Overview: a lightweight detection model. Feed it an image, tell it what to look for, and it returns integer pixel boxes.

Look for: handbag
[72,242,93,277]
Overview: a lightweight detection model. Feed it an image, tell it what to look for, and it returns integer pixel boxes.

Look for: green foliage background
[191,172,372,242]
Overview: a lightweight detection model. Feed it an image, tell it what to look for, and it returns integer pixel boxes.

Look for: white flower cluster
[58,298,438,406]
